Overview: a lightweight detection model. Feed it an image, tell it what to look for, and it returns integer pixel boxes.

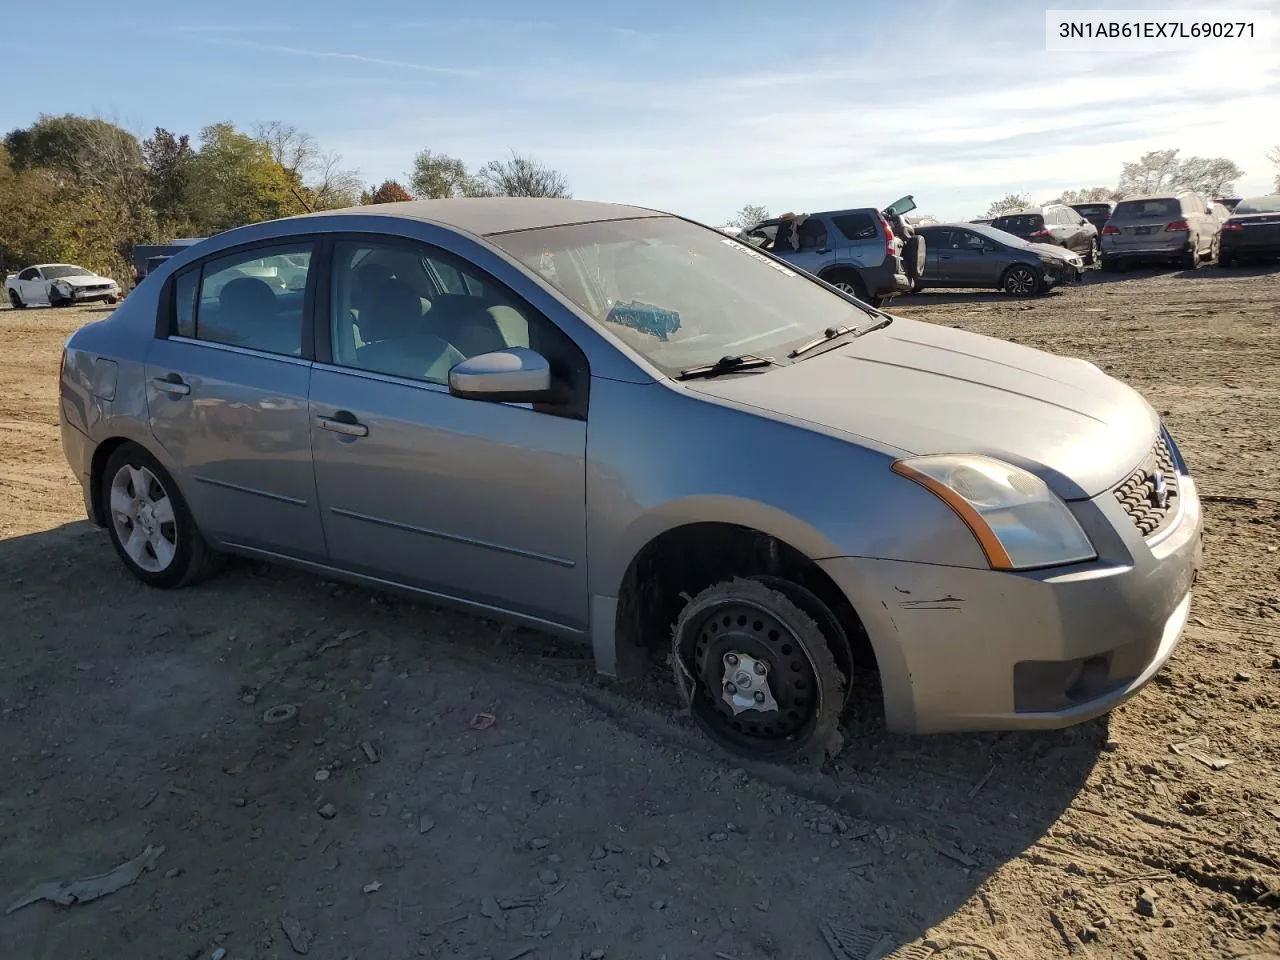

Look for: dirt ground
[1,266,1278,960]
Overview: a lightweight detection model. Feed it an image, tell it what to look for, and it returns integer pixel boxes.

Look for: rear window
[832,213,878,241]
[1234,195,1280,214]
[1113,199,1178,220]
[991,215,1043,233]
[1073,204,1111,215]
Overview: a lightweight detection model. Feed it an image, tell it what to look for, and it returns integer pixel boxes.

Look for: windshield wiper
[788,315,892,359]
[676,354,776,380]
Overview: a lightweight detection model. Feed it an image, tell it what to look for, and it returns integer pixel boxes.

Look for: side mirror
[448,347,554,404]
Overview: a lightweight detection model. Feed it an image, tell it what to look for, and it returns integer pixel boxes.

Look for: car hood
[1027,242,1079,261]
[684,316,1158,500]
[54,275,114,288]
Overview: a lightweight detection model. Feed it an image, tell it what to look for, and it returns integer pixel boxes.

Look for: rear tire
[8,289,25,309]
[101,443,223,589]
[1180,243,1199,270]
[671,577,846,764]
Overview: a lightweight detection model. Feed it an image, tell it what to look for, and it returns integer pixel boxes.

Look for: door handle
[815,248,831,254]
[315,414,368,437]
[152,375,190,396]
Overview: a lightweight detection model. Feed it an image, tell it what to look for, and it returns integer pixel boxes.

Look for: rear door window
[797,217,828,250]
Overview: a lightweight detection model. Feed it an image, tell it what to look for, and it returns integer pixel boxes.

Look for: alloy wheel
[1004,266,1037,296]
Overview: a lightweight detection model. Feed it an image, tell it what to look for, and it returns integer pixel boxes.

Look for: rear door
[144,239,328,561]
[775,216,834,276]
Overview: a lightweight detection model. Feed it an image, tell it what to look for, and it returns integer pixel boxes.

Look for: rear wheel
[671,577,847,764]
[7,289,24,309]
[1180,242,1199,270]
[102,443,223,589]
[824,270,868,302]
[1001,264,1042,297]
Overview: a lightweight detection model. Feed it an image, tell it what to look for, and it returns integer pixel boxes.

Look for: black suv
[991,204,1099,264]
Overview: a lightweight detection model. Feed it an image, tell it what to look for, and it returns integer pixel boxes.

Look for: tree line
[982,148,1259,219]
[0,113,571,279]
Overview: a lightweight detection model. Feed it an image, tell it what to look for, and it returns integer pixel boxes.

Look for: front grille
[1113,435,1179,538]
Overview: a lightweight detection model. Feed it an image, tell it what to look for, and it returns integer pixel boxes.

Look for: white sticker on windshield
[721,237,798,277]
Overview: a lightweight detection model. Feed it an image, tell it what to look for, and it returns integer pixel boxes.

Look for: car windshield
[42,265,93,279]
[990,215,1042,233]
[1234,195,1280,214]
[490,216,876,373]
[1112,199,1178,220]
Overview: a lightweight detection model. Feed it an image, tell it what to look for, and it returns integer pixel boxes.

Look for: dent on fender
[898,594,965,610]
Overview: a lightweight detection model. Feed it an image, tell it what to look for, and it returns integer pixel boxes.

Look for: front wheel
[671,577,847,764]
[106,294,119,304]
[8,289,25,309]
[1085,238,1099,265]
[102,443,222,588]
[1002,264,1042,297]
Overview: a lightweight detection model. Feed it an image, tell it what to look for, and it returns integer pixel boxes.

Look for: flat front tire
[101,443,222,588]
[671,577,847,764]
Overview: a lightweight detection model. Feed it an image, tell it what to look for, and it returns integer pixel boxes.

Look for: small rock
[604,842,623,853]
[709,832,728,842]
[528,837,551,850]
[589,950,605,960]
[362,880,382,894]
[1136,886,1157,918]
[461,771,476,794]
[314,769,331,782]
[212,949,227,960]
[612,884,632,899]
[589,846,607,861]
[1093,917,1111,930]
[817,823,834,835]
[361,741,380,763]
[755,899,770,912]
[539,868,559,885]
[650,898,666,910]
[164,867,183,879]
[317,803,337,820]
[924,936,949,951]
[1234,671,1252,682]
[547,853,562,864]
[418,814,435,834]
[650,845,670,866]
[1270,657,1280,670]
[232,797,247,808]
[1103,739,1120,752]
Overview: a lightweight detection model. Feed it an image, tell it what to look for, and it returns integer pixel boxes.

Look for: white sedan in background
[5,264,120,308]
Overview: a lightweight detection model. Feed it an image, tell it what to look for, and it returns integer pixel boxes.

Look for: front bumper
[1101,241,1185,261]
[818,473,1203,734]
[60,417,98,524]
[68,287,118,303]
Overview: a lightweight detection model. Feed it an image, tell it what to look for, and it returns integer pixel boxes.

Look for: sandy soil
[1,266,1278,960]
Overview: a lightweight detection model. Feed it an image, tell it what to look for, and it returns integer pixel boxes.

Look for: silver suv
[741,196,924,306]
[1100,192,1220,271]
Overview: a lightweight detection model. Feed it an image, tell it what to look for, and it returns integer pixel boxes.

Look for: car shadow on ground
[1,522,1105,958]
[892,288,1072,307]
[1084,262,1280,286]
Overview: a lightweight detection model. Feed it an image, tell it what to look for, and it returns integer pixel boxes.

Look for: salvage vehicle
[990,204,1099,264]
[741,196,924,306]
[1100,192,1220,271]
[59,198,1203,762]
[914,222,1084,295]
[1069,201,1114,234]
[1217,193,1280,267]
[7,264,120,308]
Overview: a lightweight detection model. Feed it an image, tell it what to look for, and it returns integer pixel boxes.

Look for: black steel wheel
[671,577,846,763]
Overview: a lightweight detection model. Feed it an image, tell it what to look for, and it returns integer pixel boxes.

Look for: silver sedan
[59,199,1203,762]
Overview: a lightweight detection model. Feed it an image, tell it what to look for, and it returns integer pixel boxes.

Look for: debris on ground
[1169,736,1236,770]
[6,844,165,913]
[360,741,379,763]
[418,813,436,834]
[262,704,297,725]
[469,712,497,731]
[362,880,382,894]
[317,802,337,820]
[818,920,933,960]
[1136,886,1158,918]
[279,914,312,954]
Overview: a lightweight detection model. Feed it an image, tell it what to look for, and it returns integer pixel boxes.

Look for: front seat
[356,278,463,383]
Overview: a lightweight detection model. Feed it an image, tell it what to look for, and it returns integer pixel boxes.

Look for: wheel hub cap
[720,652,778,715]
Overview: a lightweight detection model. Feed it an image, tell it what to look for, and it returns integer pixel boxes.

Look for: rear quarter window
[833,213,878,241]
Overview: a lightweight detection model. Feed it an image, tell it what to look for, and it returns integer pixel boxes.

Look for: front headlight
[892,454,1096,570]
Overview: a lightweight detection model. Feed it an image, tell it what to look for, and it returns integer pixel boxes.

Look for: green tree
[1046,186,1121,205]
[186,122,307,232]
[253,121,362,211]
[408,148,484,199]
[1117,148,1243,198]
[723,203,769,229]
[984,193,1032,218]
[361,180,414,204]
[143,127,197,232]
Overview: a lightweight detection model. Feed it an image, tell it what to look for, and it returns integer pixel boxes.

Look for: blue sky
[3,0,1277,222]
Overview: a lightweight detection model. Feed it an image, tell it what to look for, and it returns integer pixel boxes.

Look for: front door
[308,236,589,630]
[144,240,327,561]
[18,268,47,304]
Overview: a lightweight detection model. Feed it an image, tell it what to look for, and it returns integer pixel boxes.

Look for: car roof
[1116,194,1188,202]
[289,198,667,237]
[34,263,81,269]
[994,209,1045,217]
